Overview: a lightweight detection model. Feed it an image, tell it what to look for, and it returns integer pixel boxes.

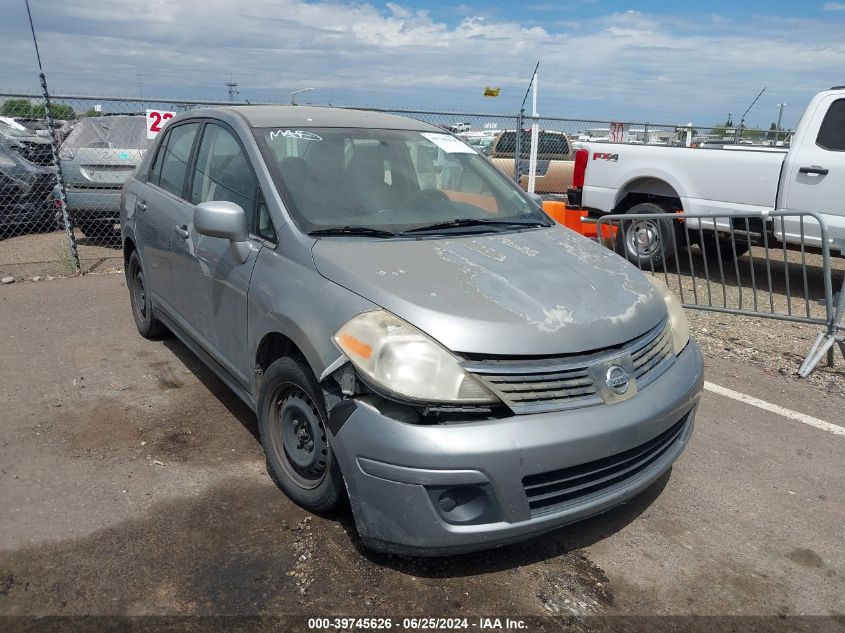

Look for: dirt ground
[1,273,844,632]
[0,229,122,278]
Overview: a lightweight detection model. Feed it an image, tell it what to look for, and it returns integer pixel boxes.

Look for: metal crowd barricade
[594,211,844,378]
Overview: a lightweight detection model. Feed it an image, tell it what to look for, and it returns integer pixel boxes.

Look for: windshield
[254,127,548,234]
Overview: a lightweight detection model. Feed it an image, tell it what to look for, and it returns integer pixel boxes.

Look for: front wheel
[257,356,346,513]
[615,202,677,270]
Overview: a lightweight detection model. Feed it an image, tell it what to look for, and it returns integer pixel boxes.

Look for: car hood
[311,226,667,356]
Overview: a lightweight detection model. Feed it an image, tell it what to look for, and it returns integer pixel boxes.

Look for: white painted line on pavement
[704,381,845,437]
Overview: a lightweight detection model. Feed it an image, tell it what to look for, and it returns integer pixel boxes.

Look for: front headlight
[333,310,496,404]
[647,276,690,355]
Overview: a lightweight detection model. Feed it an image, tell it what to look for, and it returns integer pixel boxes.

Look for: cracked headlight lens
[333,310,496,404]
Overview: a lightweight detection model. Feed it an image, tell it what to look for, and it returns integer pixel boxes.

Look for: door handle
[799,166,829,175]
[135,199,146,212]
[175,224,190,239]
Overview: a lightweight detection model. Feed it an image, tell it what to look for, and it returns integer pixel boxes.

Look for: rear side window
[157,123,200,198]
[190,123,258,230]
[816,99,845,151]
[538,132,569,156]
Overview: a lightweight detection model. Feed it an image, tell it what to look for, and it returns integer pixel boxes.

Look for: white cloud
[823,2,845,10]
[1,1,844,125]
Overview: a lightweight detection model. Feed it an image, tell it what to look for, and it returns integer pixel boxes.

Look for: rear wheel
[126,250,166,339]
[615,202,677,270]
[257,356,346,513]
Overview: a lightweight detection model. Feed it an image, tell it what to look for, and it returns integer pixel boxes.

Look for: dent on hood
[434,229,656,333]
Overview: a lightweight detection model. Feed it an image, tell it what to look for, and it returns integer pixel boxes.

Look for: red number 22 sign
[146,110,175,139]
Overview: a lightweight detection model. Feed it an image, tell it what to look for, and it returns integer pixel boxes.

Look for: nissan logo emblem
[605,365,630,395]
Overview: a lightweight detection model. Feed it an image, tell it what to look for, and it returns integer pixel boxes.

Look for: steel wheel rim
[625,219,661,258]
[269,383,329,489]
[133,269,148,322]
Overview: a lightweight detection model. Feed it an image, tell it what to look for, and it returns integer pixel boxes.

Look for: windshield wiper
[308,226,397,238]
[400,217,549,235]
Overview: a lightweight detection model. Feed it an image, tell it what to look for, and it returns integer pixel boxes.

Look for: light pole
[776,103,786,144]
[289,88,314,105]
[226,80,239,102]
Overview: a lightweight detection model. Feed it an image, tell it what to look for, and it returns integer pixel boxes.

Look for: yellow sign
[483,87,500,97]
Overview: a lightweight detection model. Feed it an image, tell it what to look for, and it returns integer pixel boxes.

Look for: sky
[3,0,845,127]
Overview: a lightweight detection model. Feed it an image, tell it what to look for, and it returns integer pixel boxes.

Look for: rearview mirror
[194,201,252,263]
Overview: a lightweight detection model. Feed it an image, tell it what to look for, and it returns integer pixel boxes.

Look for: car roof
[223,105,442,132]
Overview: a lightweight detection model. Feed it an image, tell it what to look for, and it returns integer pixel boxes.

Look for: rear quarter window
[816,99,845,151]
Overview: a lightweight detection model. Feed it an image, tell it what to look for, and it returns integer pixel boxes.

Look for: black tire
[614,202,677,270]
[698,232,750,259]
[126,250,167,339]
[257,356,346,513]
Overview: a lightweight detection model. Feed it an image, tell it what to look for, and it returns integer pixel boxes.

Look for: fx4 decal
[593,152,619,162]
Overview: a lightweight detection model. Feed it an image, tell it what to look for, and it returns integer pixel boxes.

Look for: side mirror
[194,201,252,263]
[528,192,544,209]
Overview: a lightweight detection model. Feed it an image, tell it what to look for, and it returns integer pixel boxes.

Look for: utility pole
[775,102,786,144]
[226,78,239,102]
[136,72,143,98]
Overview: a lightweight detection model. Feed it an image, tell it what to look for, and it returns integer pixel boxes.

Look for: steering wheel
[402,188,449,210]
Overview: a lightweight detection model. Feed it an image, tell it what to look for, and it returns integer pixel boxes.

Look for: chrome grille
[630,322,674,387]
[463,318,674,414]
[523,412,691,516]
[479,366,601,414]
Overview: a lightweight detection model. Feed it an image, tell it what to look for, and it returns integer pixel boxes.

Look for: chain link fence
[0,91,792,279]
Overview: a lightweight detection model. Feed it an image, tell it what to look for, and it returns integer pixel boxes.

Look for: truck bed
[580,144,787,215]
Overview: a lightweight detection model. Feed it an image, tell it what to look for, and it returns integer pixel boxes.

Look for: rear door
[171,121,264,387]
[780,96,845,247]
[137,121,201,315]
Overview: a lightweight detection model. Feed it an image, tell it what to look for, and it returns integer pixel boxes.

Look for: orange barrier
[542,200,615,239]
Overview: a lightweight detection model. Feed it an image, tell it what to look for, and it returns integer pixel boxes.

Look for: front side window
[816,99,845,151]
[255,127,547,235]
[157,123,199,198]
[191,124,257,229]
[256,193,277,242]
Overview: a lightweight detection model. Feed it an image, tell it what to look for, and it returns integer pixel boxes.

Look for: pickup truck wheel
[126,251,166,339]
[616,202,677,270]
[258,357,346,513]
[698,233,750,259]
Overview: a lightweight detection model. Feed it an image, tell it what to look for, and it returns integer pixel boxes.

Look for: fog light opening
[435,486,489,524]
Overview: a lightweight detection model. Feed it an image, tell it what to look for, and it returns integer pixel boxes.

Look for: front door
[779,96,845,248]
[170,122,263,388]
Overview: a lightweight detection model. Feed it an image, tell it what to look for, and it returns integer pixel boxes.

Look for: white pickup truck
[566,87,845,267]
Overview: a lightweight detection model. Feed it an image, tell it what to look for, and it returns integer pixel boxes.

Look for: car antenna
[735,86,766,142]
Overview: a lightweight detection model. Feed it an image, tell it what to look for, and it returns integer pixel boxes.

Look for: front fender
[247,245,377,398]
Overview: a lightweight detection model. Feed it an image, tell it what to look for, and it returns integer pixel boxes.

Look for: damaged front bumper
[328,340,704,556]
